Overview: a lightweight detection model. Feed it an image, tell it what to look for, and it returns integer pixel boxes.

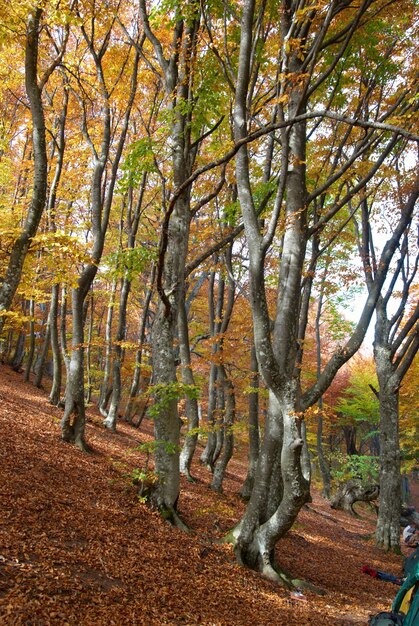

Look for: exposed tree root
[180,469,196,483]
[159,506,191,532]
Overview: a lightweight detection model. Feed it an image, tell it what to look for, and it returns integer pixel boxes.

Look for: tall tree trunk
[0,10,48,335]
[150,185,192,511]
[11,331,26,373]
[123,272,154,423]
[212,366,225,467]
[240,345,260,500]
[61,289,89,450]
[211,366,235,493]
[85,290,94,405]
[375,347,401,550]
[200,361,218,467]
[25,299,35,381]
[34,317,50,388]
[315,275,331,499]
[179,296,200,481]
[104,277,130,430]
[105,174,149,430]
[60,286,70,376]
[49,283,62,405]
[99,279,117,416]
[200,271,220,467]
[139,3,201,514]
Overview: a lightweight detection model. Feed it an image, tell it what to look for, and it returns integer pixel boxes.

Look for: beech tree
[1,0,418,587]
[228,0,418,582]
[0,8,67,337]
[60,2,140,450]
[355,183,419,550]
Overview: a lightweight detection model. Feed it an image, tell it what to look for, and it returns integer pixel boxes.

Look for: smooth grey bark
[200,271,220,467]
[354,186,419,549]
[103,277,128,430]
[374,344,402,548]
[240,345,260,500]
[200,243,236,478]
[123,267,155,423]
[227,0,414,582]
[25,299,36,382]
[212,366,226,468]
[200,360,218,466]
[61,36,139,450]
[60,286,70,376]
[330,480,379,516]
[99,279,117,416]
[230,0,310,580]
[48,283,61,405]
[139,2,200,513]
[61,288,89,449]
[374,304,418,551]
[178,296,200,481]
[10,331,26,373]
[104,174,149,431]
[211,365,235,493]
[45,82,68,404]
[210,247,236,481]
[34,316,50,388]
[315,272,331,499]
[0,10,52,335]
[85,291,94,405]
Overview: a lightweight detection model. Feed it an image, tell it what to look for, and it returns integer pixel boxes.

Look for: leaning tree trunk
[61,40,139,450]
[0,10,47,335]
[331,480,379,516]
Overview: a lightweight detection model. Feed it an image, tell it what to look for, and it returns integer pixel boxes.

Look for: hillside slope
[0,365,406,625]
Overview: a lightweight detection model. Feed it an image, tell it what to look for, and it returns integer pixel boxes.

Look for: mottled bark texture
[139,0,200,514]
[61,37,139,450]
[330,480,379,516]
[0,10,47,336]
[179,297,200,481]
[228,0,417,582]
[355,188,419,550]
[240,346,260,500]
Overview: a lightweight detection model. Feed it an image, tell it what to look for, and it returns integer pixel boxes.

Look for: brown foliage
[0,366,410,625]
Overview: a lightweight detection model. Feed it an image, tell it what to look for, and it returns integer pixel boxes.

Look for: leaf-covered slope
[0,366,407,625]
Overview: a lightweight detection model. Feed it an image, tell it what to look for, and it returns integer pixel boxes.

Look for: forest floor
[0,365,417,625]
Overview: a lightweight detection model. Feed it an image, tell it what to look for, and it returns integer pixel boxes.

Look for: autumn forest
[0,0,418,619]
